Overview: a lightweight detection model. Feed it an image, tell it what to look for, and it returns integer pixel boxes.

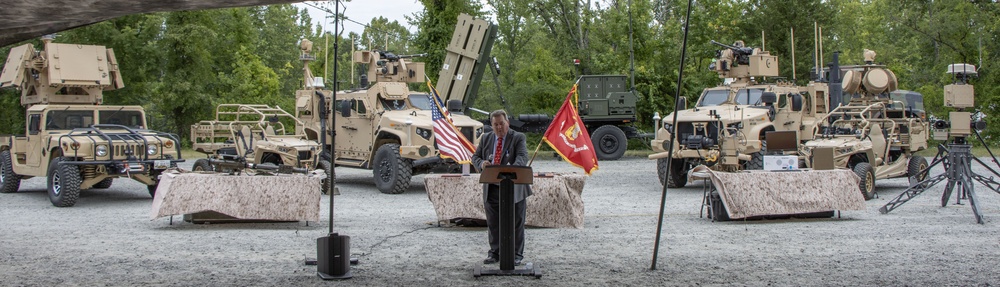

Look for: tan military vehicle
[801,50,929,200]
[293,40,484,194]
[0,36,183,207]
[650,40,831,187]
[190,104,329,193]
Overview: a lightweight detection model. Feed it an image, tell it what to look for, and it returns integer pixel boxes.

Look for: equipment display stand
[473,165,542,278]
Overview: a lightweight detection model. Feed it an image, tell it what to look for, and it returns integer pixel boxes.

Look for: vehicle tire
[744,140,766,170]
[92,178,113,189]
[261,153,282,166]
[372,143,412,194]
[47,157,81,207]
[907,155,929,187]
[658,158,687,188]
[854,162,876,200]
[1,150,21,193]
[318,159,333,195]
[147,184,158,198]
[591,125,628,161]
[147,159,177,198]
[192,158,214,172]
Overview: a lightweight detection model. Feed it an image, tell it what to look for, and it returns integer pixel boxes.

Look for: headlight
[415,127,432,140]
[147,145,158,155]
[96,145,108,157]
[663,122,673,132]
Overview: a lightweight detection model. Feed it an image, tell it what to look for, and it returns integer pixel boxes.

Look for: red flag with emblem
[542,84,598,175]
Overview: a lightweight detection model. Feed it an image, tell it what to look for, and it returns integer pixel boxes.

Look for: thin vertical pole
[651,0,693,271]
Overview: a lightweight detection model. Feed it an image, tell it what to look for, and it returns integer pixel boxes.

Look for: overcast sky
[295,0,424,37]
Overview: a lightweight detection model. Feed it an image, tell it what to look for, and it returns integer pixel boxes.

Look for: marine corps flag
[542,84,599,175]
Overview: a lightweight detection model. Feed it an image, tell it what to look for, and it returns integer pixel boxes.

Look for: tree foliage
[1,0,998,146]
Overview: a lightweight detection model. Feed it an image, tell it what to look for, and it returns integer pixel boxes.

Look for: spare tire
[591,125,628,160]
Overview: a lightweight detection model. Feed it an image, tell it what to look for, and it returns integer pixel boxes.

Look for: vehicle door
[335,98,375,156]
[23,113,43,168]
[773,91,803,132]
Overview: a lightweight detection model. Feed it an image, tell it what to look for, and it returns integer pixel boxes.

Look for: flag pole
[527,138,545,166]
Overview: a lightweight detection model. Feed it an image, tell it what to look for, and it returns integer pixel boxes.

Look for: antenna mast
[790,27,796,83]
[627,0,636,93]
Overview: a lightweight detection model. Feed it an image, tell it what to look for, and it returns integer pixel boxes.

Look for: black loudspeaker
[317,234,352,279]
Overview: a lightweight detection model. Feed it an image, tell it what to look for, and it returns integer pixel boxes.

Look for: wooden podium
[473,165,541,278]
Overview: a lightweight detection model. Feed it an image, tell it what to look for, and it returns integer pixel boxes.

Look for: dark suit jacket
[472,130,532,202]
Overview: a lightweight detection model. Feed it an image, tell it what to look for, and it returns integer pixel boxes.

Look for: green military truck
[0,36,183,207]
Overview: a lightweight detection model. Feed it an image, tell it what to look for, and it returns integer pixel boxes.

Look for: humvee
[801,50,929,200]
[293,40,484,194]
[190,104,329,193]
[0,36,183,207]
[650,40,830,187]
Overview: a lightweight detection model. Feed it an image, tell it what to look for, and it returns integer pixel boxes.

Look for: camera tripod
[880,131,1000,224]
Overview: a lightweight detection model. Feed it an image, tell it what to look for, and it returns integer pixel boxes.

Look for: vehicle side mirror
[676,97,687,110]
[447,99,464,114]
[761,92,777,105]
[340,100,352,117]
[790,93,804,112]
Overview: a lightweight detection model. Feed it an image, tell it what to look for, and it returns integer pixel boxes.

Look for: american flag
[427,79,475,164]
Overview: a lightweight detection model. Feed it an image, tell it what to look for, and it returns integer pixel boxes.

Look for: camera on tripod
[931,64,986,142]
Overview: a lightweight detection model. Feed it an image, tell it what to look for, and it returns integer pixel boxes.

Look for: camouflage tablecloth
[424,173,587,229]
[690,165,866,219]
[150,170,325,221]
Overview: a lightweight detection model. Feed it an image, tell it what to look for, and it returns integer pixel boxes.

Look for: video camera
[932,64,986,143]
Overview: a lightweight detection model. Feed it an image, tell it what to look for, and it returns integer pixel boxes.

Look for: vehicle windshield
[734,89,764,105]
[697,89,730,107]
[890,91,924,111]
[381,98,408,111]
[98,110,145,129]
[45,110,94,130]
[408,94,434,110]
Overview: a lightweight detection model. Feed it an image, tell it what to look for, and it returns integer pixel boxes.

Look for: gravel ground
[2,154,999,286]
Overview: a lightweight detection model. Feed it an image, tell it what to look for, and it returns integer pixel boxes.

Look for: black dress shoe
[483,257,498,264]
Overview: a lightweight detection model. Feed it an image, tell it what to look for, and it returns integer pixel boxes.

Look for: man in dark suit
[472,110,531,265]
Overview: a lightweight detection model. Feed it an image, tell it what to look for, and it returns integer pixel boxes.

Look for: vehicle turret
[709,40,779,83]
[0,35,123,107]
[354,50,427,84]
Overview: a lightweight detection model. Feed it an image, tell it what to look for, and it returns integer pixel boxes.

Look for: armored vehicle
[0,37,183,207]
[649,40,831,187]
[190,104,329,193]
[294,40,484,194]
[801,50,929,200]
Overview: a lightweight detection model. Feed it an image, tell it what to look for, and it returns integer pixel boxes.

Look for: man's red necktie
[493,136,504,165]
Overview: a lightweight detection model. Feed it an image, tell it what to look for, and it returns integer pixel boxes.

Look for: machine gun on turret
[708,40,779,81]
[354,50,427,84]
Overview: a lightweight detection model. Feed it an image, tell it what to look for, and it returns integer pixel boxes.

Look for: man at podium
[472,110,532,265]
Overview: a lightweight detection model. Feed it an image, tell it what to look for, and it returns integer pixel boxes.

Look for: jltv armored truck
[293,40,483,194]
[0,37,183,207]
[649,40,830,187]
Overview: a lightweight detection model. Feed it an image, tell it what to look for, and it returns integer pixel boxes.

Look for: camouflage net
[150,169,325,222]
[690,165,866,219]
[424,173,587,229]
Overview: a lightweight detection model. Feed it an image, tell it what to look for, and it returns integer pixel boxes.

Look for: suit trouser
[485,184,526,260]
